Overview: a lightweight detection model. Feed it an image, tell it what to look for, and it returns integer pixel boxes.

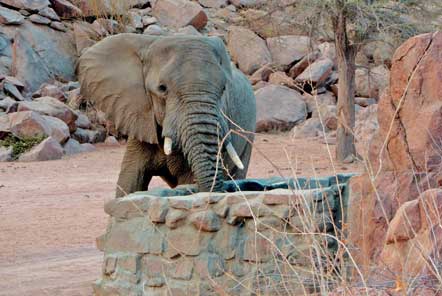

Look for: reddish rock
[227,26,272,75]
[152,0,207,30]
[385,199,420,243]
[18,96,78,132]
[419,189,442,231]
[19,136,63,161]
[347,32,442,279]
[348,34,442,275]
[50,0,82,18]
[8,111,51,138]
[28,14,51,26]
[255,85,307,132]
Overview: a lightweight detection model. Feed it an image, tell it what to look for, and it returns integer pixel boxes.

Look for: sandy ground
[0,134,363,296]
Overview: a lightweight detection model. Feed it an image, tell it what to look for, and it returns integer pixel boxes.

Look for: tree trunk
[333,1,357,162]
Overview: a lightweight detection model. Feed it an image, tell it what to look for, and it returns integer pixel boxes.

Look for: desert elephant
[77,34,256,197]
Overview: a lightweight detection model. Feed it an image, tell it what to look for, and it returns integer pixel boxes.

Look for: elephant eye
[158,84,167,94]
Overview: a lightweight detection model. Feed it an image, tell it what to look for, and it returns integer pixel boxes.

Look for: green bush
[0,135,47,160]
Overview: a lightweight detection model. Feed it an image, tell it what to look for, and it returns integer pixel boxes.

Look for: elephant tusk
[226,142,244,170]
[164,137,172,155]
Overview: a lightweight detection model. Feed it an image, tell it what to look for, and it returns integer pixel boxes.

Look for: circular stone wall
[93,175,352,296]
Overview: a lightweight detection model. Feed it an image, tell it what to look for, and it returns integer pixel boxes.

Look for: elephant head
[77,34,245,192]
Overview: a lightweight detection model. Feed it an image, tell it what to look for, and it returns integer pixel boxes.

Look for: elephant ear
[206,36,233,79]
[78,34,160,144]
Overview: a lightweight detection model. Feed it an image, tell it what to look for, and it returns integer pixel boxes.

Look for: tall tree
[259,0,442,162]
[332,0,357,162]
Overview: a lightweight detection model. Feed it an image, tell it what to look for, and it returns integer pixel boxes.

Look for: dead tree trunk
[333,1,357,162]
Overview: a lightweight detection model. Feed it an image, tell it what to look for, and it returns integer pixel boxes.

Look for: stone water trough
[93,174,353,295]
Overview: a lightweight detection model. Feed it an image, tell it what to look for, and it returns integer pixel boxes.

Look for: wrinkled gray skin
[78,34,256,197]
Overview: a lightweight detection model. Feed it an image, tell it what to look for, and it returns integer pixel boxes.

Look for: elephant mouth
[157,122,244,192]
[161,135,243,170]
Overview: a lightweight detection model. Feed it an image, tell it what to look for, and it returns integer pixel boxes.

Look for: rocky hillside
[0,0,391,161]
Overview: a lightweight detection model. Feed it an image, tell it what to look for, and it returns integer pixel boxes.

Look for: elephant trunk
[179,98,227,192]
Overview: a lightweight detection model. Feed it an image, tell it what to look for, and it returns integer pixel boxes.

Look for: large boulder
[8,111,51,138]
[355,65,390,99]
[18,96,78,132]
[198,0,228,8]
[354,104,378,150]
[0,6,24,25]
[42,115,70,144]
[266,35,312,68]
[288,50,321,78]
[63,138,96,155]
[229,0,266,7]
[379,189,442,281]
[1,21,77,93]
[0,0,50,11]
[347,32,442,280]
[19,136,63,161]
[240,8,306,39]
[255,85,307,132]
[227,26,271,75]
[295,58,334,88]
[49,0,83,18]
[152,0,208,30]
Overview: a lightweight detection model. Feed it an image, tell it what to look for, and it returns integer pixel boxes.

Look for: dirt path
[0,134,363,295]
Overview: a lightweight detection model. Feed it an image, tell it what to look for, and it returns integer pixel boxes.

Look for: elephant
[77,33,256,197]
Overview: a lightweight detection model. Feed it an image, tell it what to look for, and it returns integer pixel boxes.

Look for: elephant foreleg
[116,139,153,198]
